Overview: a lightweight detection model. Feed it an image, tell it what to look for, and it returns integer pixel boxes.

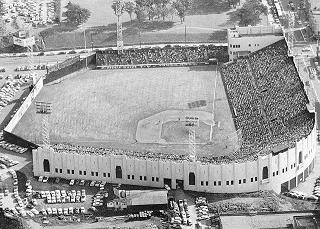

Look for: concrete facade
[32,124,316,194]
[228,26,283,61]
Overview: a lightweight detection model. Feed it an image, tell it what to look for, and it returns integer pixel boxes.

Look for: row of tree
[232,0,267,26]
[112,0,192,23]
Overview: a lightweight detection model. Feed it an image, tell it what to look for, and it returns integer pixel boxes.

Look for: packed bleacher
[96,45,228,67]
[219,39,314,163]
[52,143,190,162]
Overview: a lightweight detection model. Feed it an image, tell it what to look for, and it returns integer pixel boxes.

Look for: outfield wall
[32,122,316,194]
[44,54,96,84]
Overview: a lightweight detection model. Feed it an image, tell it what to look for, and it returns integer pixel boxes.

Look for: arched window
[262,166,268,180]
[189,172,195,186]
[299,151,302,164]
[116,166,122,179]
[43,159,50,172]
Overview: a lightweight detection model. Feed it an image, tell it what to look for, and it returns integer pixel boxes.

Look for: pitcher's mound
[161,120,211,144]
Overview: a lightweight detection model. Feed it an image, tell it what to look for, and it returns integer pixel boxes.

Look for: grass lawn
[38,0,234,51]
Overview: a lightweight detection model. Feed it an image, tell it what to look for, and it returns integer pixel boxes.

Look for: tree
[124,1,136,22]
[231,0,267,26]
[0,0,5,36]
[0,0,5,16]
[172,0,192,23]
[158,4,170,20]
[112,0,125,15]
[135,4,146,23]
[63,2,91,26]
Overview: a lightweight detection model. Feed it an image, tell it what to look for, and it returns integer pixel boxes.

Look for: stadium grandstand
[4,30,314,194]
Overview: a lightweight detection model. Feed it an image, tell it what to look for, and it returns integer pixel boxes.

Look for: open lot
[13,66,238,158]
[41,0,268,50]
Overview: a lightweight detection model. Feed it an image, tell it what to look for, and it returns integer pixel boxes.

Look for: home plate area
[136,110,214,144]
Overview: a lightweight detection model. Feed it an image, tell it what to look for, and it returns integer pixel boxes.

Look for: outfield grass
[13,66,237,157]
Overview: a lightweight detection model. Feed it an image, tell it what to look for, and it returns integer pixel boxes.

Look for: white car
[89,181,96,187]
[52,208,57,215]
[42,176,49,183]
[46,208,52,215]
[30,208,39,215]
[41,209,47,215]
[38,176,43,182]
[61,190,66,197]
[79,180,85,186]
[80,207,85,213]
[69,207,73,214]
[27,211,34,217]
[40,191,46,198]
[20,210,27,217]
[58,208,63,215]
[69,179,75,186]
[63,208,69,215]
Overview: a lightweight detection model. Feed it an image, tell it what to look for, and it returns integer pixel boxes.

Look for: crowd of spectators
[52,143,190,162]
[220,39,314,163]
[96,45,228,67]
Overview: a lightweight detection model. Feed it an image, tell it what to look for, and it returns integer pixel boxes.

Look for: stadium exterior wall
[32,125,316,194]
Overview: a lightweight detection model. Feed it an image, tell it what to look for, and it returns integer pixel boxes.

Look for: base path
[136,110,214,144]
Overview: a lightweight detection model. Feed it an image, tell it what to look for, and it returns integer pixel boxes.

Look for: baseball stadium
[2,26,316,194]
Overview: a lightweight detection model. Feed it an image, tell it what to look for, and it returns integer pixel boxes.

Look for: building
[33,122,315,194]
[310,10,320,39]
[227,25,283,61]
[110,189,168,211]
[28,29,317,195]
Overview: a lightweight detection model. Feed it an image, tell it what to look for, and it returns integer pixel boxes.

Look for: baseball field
[12,65,238,157]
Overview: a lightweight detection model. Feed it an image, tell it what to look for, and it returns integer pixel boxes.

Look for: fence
[47,55,81,74]
[44,54,96,84]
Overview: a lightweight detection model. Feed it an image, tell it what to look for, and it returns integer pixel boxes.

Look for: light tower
[13,25,37,84]
[35,102,53,147]
[287,11,295,56]
[115,0,124,53]
[185,116,199,162]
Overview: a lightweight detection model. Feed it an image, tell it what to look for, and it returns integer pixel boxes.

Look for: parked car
[63,208,69,215]
[58,208,63,215]
[69,179,75,186]
[46,208,52,215]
